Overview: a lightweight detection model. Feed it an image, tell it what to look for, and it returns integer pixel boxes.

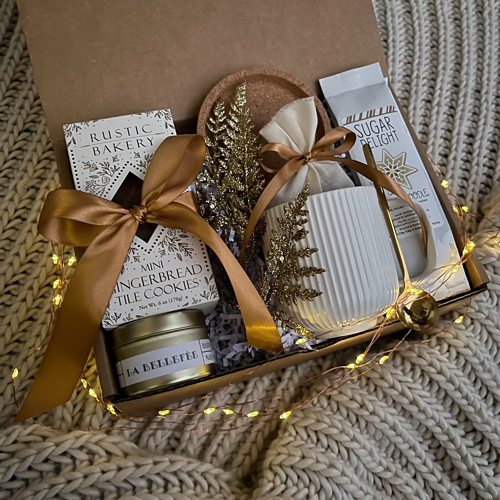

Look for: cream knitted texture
[1,0,500,498]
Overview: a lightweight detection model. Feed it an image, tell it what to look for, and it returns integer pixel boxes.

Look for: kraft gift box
[18,0,488,415]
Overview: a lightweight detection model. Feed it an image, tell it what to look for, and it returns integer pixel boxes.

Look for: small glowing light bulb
[81,378,88,388]
[12,368,18,379]
[222,409,234,415]
[356,354,365,365]
[280,411,292,419]
[53,279,61,289]
[455,316,464,324]
[107,403,117,415]
[68,256,77,266]
[452,265,460,273]
[204,408,215,414]
[385,306,396,318]
[88,389,97,399]
[463,241,476,255]
[53,294,63,306]
[347,363,356,370]
[379,355,390,364]
[51,254,59,264]
[247,411,259,418]
[453,206,459,214]
[295,338,307,344]
[462,206,469,213]
[441,179,449,189]
[158,409,170,415]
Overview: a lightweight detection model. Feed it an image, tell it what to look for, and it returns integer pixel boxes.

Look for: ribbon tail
[14,215,137,423]
[239,157,304,263]
[151,204,283,353]
[311,126,356,155]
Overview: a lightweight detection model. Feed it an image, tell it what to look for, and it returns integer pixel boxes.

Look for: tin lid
[111,310,206,347]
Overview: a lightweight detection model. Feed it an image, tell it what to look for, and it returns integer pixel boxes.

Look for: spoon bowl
[397,288,440,331]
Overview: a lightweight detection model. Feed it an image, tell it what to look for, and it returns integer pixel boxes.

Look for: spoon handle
[362,144,412,292]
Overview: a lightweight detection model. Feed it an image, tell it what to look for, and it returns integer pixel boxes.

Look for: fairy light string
[10,165,499,430]
[12,308,472,427]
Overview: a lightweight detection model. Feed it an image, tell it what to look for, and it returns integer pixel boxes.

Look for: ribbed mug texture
[264,186,399,336]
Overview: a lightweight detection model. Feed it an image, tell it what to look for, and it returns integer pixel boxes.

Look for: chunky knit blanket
[1,0,500,498]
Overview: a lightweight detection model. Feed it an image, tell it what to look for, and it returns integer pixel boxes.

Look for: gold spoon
[362,144,439,332]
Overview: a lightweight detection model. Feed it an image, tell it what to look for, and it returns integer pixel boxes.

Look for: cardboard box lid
[17,0,387,188]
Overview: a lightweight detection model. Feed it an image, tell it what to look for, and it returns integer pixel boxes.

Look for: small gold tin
[111,310,216,397]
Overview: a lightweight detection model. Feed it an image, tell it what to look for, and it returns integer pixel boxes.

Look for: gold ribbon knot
[14,134,282,423]
[240,126,427,262]
[130,204,149,224]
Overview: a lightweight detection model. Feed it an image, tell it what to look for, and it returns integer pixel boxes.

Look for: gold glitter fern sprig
[257,185,325,338]
[196,83,266,266]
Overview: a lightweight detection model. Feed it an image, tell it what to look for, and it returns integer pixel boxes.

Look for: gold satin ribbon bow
[14,134,282,423]
[240,126,427,261]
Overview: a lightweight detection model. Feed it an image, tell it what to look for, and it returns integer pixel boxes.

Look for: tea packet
[320,64,470,300]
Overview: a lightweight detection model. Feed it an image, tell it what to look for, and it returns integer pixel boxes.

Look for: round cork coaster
[197,67,331,139]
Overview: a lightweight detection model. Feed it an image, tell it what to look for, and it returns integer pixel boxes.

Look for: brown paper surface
[18,0,386,188]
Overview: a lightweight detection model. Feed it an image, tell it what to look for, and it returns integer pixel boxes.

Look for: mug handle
[412,201,438,278]
[362,144,437,286]
[383,198,439,285]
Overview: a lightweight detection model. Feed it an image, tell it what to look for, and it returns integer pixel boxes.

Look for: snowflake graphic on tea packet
[376,149,418,189]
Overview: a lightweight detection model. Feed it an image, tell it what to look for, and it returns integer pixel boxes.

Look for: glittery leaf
[196,83,266,268]
[257,184,325,337]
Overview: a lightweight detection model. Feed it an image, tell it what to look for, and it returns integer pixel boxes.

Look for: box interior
[109,286,486,415]
[95,85,489,413]
[17,0,488,415]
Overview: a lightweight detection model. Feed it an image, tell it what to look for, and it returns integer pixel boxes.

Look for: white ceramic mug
[263,186,400,338]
